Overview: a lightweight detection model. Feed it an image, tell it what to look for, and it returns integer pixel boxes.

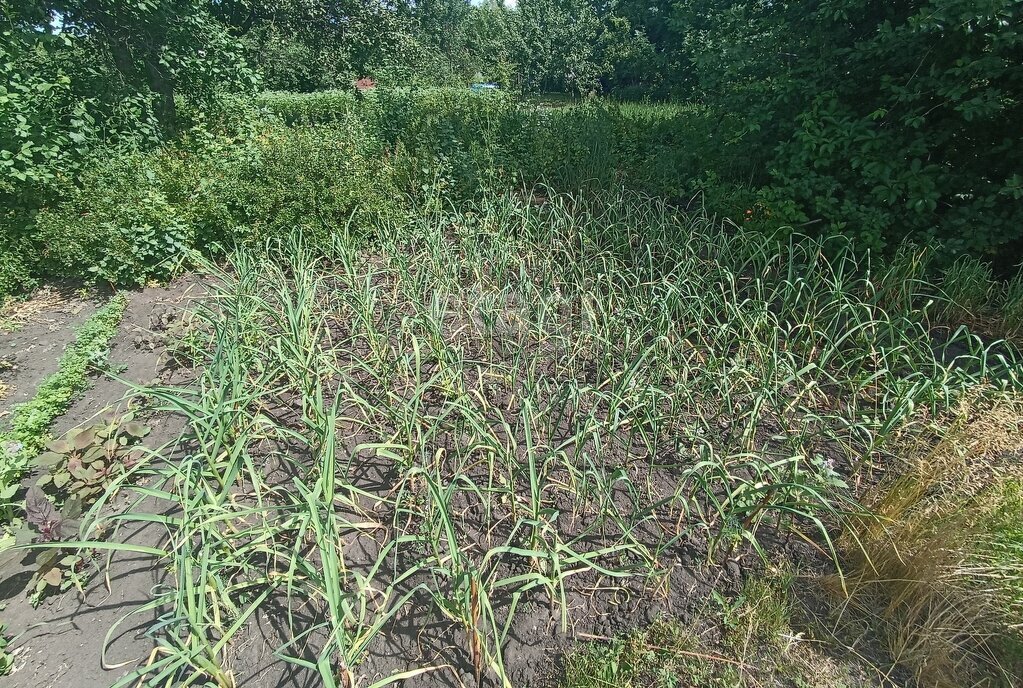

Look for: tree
[670,0,1023,256]
[515,0,649,95]
[462,0,521,87]
[47,0,253,133]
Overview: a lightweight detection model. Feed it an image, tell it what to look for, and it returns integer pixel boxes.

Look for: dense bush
[214,118,404,245]
[676,0,1023,260]
[32,152,196,286]
[248,90,358,124]
[22,117,405,291]
[4,81,1016,303]
[251,88,751,201]
[0,240,37,301]
[0,87,757,301]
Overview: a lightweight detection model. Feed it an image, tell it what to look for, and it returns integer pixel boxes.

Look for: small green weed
[0,294,127,527]
[562,620,741,688]
[0,622,11,676]
[564,575,869,688]
[33,412,149,503]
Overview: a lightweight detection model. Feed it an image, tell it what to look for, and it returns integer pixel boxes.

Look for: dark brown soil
[0,278,200,687]
[0,286,106,422]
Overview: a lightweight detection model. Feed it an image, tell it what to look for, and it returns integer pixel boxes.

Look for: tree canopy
[3,0,1022,259]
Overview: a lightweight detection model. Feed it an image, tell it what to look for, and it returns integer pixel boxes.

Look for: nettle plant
[33,411,150,502]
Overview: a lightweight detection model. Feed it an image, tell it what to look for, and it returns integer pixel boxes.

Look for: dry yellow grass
[0,286,84,333]
[835,392,1023,687]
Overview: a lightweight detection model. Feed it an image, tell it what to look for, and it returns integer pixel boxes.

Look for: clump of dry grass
[837,392,1023,687]
[0,286,77,333]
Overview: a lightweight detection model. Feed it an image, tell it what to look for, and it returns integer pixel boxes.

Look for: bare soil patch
[0,277,201,687]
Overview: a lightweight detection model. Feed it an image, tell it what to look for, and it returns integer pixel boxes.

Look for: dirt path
[0,286,106,422]
[0,278,199,687]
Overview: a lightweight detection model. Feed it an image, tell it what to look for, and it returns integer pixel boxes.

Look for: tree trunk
[146,57,177,136]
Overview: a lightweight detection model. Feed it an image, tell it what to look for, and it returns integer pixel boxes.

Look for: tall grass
[62,189,1019,685]
[839,394,1023,687]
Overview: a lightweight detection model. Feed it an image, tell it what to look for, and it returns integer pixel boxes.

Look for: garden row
[36,190,1023,686]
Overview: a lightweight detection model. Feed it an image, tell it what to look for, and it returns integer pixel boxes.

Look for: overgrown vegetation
[561,575,873,688]
[839,394,1023,686]
[2,1,1023,686]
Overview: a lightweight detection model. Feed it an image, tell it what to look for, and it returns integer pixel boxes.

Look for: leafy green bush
[33,153,195,286]
[0,233,38,304]
[675,0,1023,257]
[24,117,404,288]
[249,89,358,124]
[212,118,404,246]
[250,88,750,203]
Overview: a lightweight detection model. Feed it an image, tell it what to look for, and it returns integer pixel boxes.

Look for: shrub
[248,89,357,124]
[213,119,404,246]
[676,1,1023,258]
[0,227,39,303]
[33,152,195,286]
[242,89,750,203]
[26,117,404,288]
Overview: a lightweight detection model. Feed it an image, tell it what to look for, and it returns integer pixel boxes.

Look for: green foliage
[13,90,749,296]
[0,623,10,676]
[562,620,741,688]
[674,0,1023,256]
[34,413,150,503]
[939,256,994,323]
[1003,271,1023,338]
[0,294,127,517]
[47,0,257,133]
[0,235,38,304]
[220,0,418,91]
[250,89,357,124]
[217,118,405,245]
[253,88,749,201]
[24,117,404,287]
[0,23,156,215]
[515,0,653,95]
[33,154,195,286]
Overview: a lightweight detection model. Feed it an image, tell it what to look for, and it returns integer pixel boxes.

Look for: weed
[562,579,865,688]
[0,623,11,676]
[0,294,127,527]
[33,412,149,503]
[839,393,1023,687]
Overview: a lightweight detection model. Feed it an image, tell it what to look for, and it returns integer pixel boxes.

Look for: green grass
[562,620,742,688]
[985,480,1023,625]
[0,293,127,525]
